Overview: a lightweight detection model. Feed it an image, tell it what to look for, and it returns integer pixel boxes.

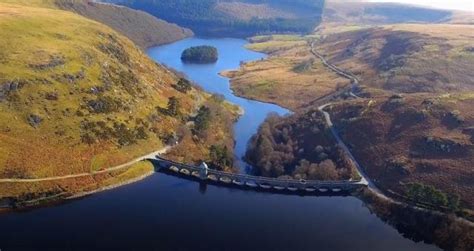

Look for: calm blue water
[148,38,289,170]
[0,38,441,251]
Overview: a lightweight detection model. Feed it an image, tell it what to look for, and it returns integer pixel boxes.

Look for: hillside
[323,1,454,25]
[103,0,324,37]
[55,0,193,49]
[330,93,474,210]
[315,24,474,93]
[226,24,474,110]
[0,1,237,205]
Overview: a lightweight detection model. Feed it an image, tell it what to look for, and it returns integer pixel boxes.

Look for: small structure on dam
[150,156,369,194]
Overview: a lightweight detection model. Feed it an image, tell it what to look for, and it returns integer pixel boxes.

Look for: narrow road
[310,40,360,88]
[0,146,170,183]
[310,40,381,193]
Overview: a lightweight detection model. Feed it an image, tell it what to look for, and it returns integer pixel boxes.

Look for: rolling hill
[0,0,237,205]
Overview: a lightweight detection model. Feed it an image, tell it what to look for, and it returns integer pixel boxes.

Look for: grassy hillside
[56,0,193,49]
[0,1,238,204]
[104,0,324,37]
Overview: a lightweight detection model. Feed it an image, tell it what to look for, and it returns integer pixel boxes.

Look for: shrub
[87,96,123,113]
[165,96,180,117]
[209,144,233,170]
[173,78,192,93]
[405,183,460,211]
[194,106,211,134]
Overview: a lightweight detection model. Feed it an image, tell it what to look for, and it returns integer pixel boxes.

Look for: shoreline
[0,167,156,212]
[218,70,296,112]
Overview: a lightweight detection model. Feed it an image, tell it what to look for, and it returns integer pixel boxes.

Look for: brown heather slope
[55,0,193,49]
[0,1,237,204]
[315,24,474,93]
[329,93,474,209]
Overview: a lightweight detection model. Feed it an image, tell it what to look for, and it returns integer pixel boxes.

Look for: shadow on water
[358,190,474,251]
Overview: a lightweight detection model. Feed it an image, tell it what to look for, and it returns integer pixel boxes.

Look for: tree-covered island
[181,45,218,63]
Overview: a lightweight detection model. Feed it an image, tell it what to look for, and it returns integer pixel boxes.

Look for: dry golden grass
[226,35,349,110]
[387,24,474,43]
[0,160,155,203]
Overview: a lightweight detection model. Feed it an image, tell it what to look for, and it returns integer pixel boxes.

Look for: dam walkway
[150,156,368,194]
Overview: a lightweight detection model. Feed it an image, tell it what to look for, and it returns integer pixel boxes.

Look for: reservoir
[0,38,441,251]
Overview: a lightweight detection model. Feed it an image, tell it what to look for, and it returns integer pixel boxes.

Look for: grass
[228,34,349,109]
[0,1,240,203]
[0,160,155,204]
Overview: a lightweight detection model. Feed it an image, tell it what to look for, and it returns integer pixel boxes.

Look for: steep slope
[0,1,237,204]
[55,0,193,49]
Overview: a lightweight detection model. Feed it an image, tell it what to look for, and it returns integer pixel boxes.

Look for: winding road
[310,40,380,192]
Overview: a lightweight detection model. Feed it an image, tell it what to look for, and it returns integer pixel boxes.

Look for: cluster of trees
[293,159,339,180]
[209,144,234,170]
[110,0,324,37]
[406,183,461,212]
[246,110,357,180]
[181,46,218,64]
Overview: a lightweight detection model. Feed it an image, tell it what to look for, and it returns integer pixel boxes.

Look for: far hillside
[102,0,325,37]
[315,24,474,93]
[323,0,469,25]
[55,0,193,49]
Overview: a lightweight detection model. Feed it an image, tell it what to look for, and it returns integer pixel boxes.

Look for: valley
[0,0,473,250]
